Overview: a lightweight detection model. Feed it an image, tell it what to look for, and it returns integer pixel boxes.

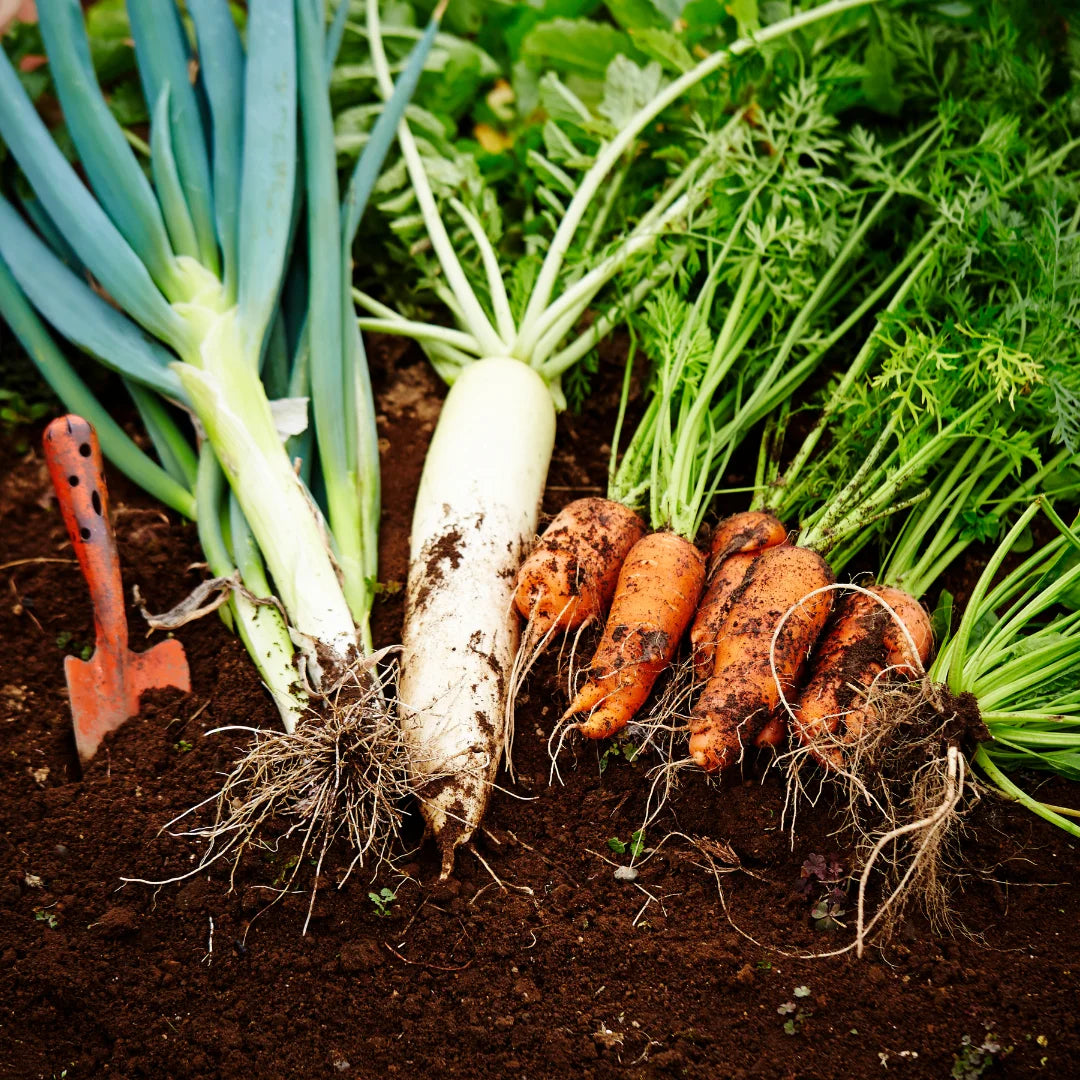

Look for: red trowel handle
[43,415,128,654]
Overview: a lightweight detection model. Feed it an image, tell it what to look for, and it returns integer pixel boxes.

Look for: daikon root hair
[126,651,410,934]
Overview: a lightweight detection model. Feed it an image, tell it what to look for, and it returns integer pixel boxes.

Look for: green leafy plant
[598,736,642,774]
[796,854,848,931]
[368,886,397,917]
[271,855,301,889]
[607,829,645,858]
[54,631,92,660]
[952,1033,1007,1079]
[0,386,51,449]
[777,986,812,1034]
[34,908,58,929]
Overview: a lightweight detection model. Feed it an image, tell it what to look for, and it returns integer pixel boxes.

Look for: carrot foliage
[753,9,1080,589]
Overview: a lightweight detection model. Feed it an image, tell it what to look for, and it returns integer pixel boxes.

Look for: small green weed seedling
[607,830,645,858]
[952,1033,1009,1078]
[778,986,812,1035]
[368,887,397,917]
[0,386,51,452]
[599,737,643,775]
[797,853,848,931]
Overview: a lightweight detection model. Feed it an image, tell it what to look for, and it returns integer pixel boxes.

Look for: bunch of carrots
[511,41,1080,802]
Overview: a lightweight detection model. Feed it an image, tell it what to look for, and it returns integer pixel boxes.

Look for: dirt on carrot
[707,511,789,564]
[690,545,835,771]
[792,586,933,770]
[514,497,646,635]
[690,512,791,681]
[561,531,706,741]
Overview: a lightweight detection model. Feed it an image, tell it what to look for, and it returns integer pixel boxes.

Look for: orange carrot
[707,511,789,563]
[689,511,788,680]
[690,551,759,680]
[562,531,706,739]
[514,497,647,636]
[878,586,933,677]
[792,586,932,769]
[689,544,835,771]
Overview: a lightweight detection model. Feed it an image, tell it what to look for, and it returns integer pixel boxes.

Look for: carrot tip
[690,740,734,773]
[691,748,716,771]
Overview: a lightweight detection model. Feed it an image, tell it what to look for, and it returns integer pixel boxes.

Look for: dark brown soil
[2,339,1078,1080]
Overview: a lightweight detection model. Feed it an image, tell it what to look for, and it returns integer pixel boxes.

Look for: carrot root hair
[765,583,981,951]
[780,672,980,953]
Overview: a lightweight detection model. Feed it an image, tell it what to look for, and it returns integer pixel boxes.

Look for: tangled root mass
[784,677,988,950]
[153,657,411,933]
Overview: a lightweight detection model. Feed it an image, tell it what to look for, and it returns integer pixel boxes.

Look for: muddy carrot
[514,497,647,635]
[562,531,706,739]
[689,511,789,679]
[690,551,760,681]
[689,544,835,771]
[708,511,789,564]
[792,586,932,769]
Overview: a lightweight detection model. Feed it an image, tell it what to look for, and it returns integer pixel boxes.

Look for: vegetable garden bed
[1,338,1077,1080]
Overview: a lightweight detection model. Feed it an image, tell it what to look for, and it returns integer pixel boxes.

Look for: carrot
[792,585,932,769]
[707,510,789,563]
[690,551,759,680]
[877,586,933,677]
[514,497,647,635]
[689,511,788,679]
[689,544,835,771]
[562,531,706,739]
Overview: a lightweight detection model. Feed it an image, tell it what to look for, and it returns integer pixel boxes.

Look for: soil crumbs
[1,340,1078,1080]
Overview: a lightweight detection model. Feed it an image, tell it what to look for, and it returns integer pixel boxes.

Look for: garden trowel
[43,415,190,764]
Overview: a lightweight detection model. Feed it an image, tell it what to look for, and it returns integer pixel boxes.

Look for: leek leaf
[150,85,201,262]
[37,0,179,293]
[127,0,219,273]
[188,0,244,301]
[236,0,297,367]
[0,52,190,352]
[0,197,187,402]
[0,255,195,518]
[126,380,199,489]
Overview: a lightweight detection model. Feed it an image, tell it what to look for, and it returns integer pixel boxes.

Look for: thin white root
[853,745,965,956]
[780,674,981,957]
[504,589,578,776]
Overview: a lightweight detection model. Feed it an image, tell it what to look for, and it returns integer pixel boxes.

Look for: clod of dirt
[338,941,383,974]
[90,906,139,939]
